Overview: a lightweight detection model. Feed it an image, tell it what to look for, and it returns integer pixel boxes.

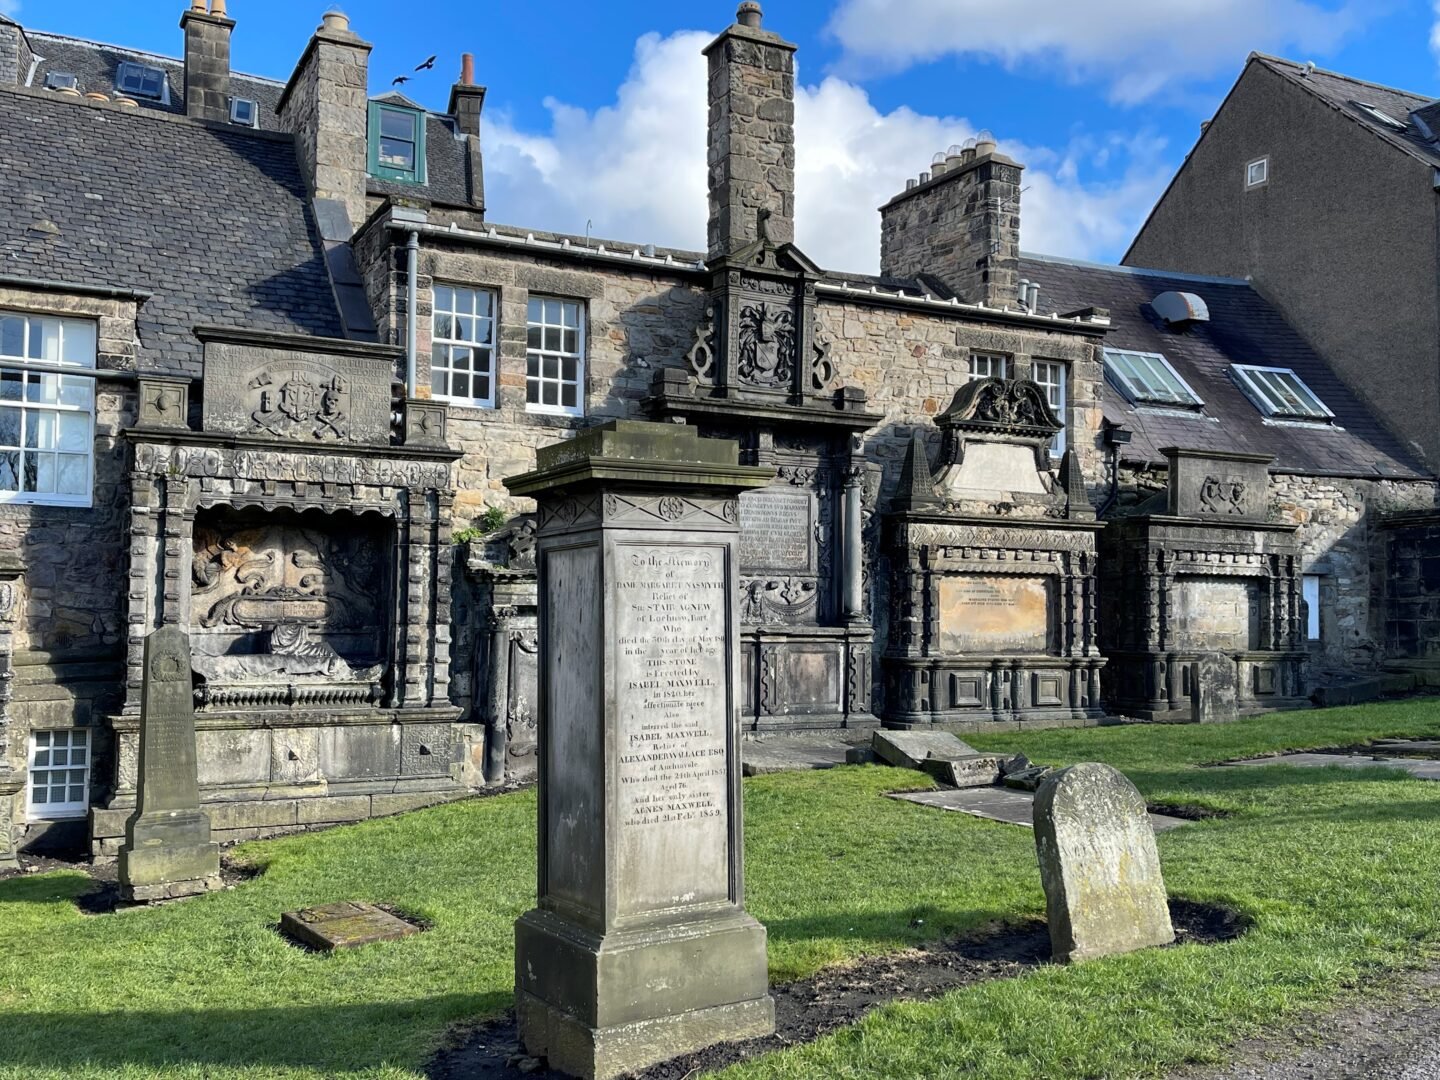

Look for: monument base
[515,908,775,1080]
[119,810,221,901]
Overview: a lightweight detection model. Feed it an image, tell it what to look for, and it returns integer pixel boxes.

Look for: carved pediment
[938,378,1063,439]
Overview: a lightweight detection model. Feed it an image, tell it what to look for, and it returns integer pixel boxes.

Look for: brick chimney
[277,9,372,235]
[448,53,485,137]
[704,2,797,262]
[180,0,234,123]
[0,14,33,87]
[879,133,1024,307]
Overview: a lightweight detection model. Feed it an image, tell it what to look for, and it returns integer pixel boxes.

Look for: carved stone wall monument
[505,420,775,1080]
[1033,762,1174,963]
[118,626,221,902]
[1101,447,1306,721]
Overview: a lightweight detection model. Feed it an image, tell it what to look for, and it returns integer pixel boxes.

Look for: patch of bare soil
[427,899,1245,1080]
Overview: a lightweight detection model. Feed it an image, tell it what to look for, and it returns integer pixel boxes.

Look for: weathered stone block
[279,901,418,951]
[871,729,978,770]
[920,754,1004,788]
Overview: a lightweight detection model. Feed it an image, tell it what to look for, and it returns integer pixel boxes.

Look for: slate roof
[26,30,286,131]
[366,111,481,209]
[1019,254,1430,480]
[1250,54,1440,170]
[0,86,345,375]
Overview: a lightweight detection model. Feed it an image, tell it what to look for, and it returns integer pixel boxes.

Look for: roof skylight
[1103,349,1204,408]
[1351,101,1407,132]
[1231,365,1334,421]
[115,61,167,101]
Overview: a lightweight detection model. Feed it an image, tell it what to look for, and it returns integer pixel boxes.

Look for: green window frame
[367,102,427,185]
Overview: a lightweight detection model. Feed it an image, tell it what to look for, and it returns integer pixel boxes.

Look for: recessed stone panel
[1174,576,1260,652]
[939,575,1052,655]
[948,673,984,709]
[739,489,814,573]
[778,645,841,711]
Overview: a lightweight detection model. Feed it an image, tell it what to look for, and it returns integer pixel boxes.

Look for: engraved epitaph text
[739,490,813,573]
[939,575,1052,655]
[614,544,730,913]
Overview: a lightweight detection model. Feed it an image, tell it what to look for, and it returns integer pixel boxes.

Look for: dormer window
[368,102,427,184]
[1104,348,1204,409]
[44,73,79,92]
[1231,364,1334,421]
[115,61,167,101]
[229,98,258,127]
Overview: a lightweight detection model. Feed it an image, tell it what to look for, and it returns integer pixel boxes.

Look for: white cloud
[0,0,20,17]
[827,0,1366,104]
[1431,1,1440,72]
[482,31,1173,275]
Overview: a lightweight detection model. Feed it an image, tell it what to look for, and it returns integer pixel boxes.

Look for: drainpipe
[404,227,420,396]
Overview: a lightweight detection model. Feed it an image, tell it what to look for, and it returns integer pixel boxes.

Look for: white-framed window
[27,730,91,820]
[1231,364,1334,421]
[969,353,1010,381]
[526,296,585,416]
[1103,348,1205,409]
[1032,359,1068,457]
[115,61,168,102]
[431,285,498,407]
[229,98,258,127]
[1246,156,1269,188]
[0,312,97,507]
[1302,574,1322,641]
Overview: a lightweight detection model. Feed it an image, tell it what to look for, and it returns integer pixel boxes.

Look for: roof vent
[1152,291,1210,328]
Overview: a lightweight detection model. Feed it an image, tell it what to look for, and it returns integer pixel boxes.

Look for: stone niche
[95,327,465,855]
[882,379,1106,730]
[647,219,882,730]
[1100,447,1307,721]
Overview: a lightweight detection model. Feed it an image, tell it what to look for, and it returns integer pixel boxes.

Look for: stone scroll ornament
[1032,762,1175,963]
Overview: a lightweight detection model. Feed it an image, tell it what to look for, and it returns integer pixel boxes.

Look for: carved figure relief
[249,371,350,441]
[1200,476,1247,515]
[740,576,818,624]
[737,301,795,387]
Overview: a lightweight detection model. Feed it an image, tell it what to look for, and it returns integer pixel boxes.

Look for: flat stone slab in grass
[279,901,420,951]
[889,787,1190,832]
[871,730,978,770]
[1222,752,1440,781]
[742,736,862,776]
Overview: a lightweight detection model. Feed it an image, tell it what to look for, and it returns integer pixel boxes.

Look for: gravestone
[279,901,419,951]
[871,730,978,770]
[505,420,776,1080]
[1033,762,1174,963]
[1192,653,1239,724]
[118,626,221,902]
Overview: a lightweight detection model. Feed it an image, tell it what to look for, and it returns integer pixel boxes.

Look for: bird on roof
[392,75,410,86]
[415,56,437,72]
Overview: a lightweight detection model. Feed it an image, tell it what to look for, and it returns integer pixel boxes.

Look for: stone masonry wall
[1384,512,1440,663]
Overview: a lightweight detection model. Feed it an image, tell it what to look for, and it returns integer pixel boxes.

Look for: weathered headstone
[919,754,1005,789]
[1192,653,1239,724]
[118,626,220,902]
[871,730,979,770]
[505,421,775,1080]
[279,901,418,951]
[1033,762,1174,963]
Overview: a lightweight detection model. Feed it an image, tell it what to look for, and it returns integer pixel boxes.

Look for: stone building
[0,2,1433,862]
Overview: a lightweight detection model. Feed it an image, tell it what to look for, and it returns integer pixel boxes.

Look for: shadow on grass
[0,993,509,1073]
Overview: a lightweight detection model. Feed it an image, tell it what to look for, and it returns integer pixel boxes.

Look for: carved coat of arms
[249,370,350,441]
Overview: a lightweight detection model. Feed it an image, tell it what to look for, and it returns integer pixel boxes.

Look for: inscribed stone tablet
[939,576,1051,655]
[1175,577,1260,651]
[739,489,813,573]
[614,544,731,915]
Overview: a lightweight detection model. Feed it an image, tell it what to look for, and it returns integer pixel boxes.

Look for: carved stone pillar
[842,467,864,621]
[0,552,23,869]
[482,610,513,785]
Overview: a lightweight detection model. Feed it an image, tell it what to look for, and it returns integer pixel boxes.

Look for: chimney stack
[277,8,373,236]
[448,52,486,138]
[703,2,797,262]
[180,0,234,123]
[879,132,1024,307]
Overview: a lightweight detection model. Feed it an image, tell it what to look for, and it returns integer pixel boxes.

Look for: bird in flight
[415,56,437,71]
[392,75,410,86]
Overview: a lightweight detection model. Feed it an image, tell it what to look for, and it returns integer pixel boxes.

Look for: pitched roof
[26,30,286,131]
[1249,54,1440,169]
[366,111,481,209]
[1019,254,1430,480]
[0,86,346,375]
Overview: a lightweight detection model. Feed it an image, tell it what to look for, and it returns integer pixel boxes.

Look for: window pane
[452,374,470,399]
[474,373,491,399]
[29,453,54,493]
[0,316,22,358]
[543,383,558,406]
[543,356,558,380]
[60,321,96,367]
[0,450,17,491]
[562,303,579,328]
[475,291,493,317]
[526,381,539,404]
[24,411,53,450]
[379,138,415,170]
[452,347,471,373]
[561,385,577,408]
[562,356,577,382]
[57,454,87,495]
[527,297,543,322]
[380,109,416,140]
[527,326,543,351]
[434,285,454,313]
[26,373,58,405]
[59,377,93,408]
[57,413,87,453]
[0,372,19,402]
[562,329,579,354]
[544,299,561,325]
[431,370,447,396]
[0,408,18,447]
[434,313,454,341]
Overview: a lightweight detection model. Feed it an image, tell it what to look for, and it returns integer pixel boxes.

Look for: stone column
[0,552,22,869]
[506,420,775,1080]
[481,608,513,785]
[842,467,864,621]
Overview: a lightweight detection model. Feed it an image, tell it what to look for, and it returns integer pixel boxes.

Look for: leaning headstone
[118,626,220,902]
[871,730,978,770]
[1033,762,1174,963]
[505,421,775,1080]
[1192,653,1239,724]
[920,754,1005,789]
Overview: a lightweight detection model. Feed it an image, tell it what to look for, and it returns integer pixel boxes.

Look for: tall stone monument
[118,626,221,902]
[506,420,776,1080]
[1033,762,1174,963]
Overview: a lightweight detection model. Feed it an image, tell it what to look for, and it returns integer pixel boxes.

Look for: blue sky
[8,0,1437,272]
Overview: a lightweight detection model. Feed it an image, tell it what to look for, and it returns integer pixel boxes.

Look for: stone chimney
[180,0,234,123]
[448,53,485,137]
[704,2,797,262]
[879,132,1024,307]
[277,9,373,235]
[0,14,33,87]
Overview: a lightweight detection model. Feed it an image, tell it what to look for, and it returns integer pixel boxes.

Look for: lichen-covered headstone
[1033,762,1174,963]
[1192,653,1238,724]
[118,626,220,902]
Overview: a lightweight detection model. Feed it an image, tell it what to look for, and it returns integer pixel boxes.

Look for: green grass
[2,699,1440,1078]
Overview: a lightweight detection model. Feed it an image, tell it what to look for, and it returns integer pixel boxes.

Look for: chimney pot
[460,52,475,86]
[737,1,763,28]
[974,129,997,156]
[189,0,205,10]
[321,9,349,33]
[210,0,227,15]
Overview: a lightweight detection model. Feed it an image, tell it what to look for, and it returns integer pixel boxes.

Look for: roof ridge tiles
[1251,53,1433,107]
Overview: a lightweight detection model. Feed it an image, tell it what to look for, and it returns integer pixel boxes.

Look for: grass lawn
[3,700,1440,1079]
